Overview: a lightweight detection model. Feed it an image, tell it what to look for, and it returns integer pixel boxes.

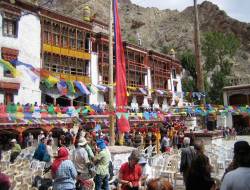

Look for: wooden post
[109,0,115,146]
[194,0,205,105]
[156,130,161,153]
[53,97,57,106]
[194,0,206,129]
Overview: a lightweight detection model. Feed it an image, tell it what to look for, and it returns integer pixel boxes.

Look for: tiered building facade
[0,0,183,110]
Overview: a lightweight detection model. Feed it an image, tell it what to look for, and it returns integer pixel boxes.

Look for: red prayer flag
[114,0,130,132]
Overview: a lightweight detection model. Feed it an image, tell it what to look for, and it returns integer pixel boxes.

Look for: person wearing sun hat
[73,137,93,189]
[138,156,152,186]
[73,138,89,176]
[38,130,45,144]
[221,140,250,190]
[94,139,111,190]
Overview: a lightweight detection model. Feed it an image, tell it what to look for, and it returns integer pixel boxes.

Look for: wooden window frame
[2,12,18,38]
[69,28,76,49]
[98,41,109,84]
[151,57,171,90]
[125,49,147,88]
[1,47,19,78]
[77,30,85,51]
[43,20,52,44]
[61,26,68,48]
[52,23,60,46]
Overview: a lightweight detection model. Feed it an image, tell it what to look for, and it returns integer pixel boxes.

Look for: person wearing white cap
[72,137,93,189]
[10,139,21,163]
[180,137,196,185]
[138,156,152,186]
[38,131,45,144]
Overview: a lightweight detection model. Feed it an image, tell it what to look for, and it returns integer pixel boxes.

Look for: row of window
[43,53,89,76]
[43,19,90,51]
[126,50,145,65]
[127,64,147,87]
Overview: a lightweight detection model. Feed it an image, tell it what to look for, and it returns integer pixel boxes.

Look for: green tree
[202,32,240,103]
[182,78,196,92]
[208,72,230,104]
[180,50,197,80]
[202,32,240,75]
[180,50,197,94]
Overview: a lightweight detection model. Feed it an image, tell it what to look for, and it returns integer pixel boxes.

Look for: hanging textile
[57,80,68,95]
[139,88,147,95]
[74,81,90,95]
[47,75,59,85]
[43,79,55,89]
[114,0,130,132]
[11,59,34,69]
[0,59,21,77]
[11,60,38,82]
[95,84,108,92]
[87,84,96,94]
[66,80,76,94]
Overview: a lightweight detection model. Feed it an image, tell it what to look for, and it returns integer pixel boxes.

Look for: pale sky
[131,0,250,23]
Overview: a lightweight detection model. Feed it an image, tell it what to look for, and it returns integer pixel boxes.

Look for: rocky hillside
[32,0,250,77]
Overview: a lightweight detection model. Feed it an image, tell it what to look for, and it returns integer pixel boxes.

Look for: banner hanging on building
[114,0,130,132]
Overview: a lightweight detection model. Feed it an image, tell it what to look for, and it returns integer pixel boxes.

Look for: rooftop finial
[170,48,176,58]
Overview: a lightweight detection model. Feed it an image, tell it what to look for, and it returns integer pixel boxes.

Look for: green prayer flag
[87,84,96,94]
[66,80,76,94]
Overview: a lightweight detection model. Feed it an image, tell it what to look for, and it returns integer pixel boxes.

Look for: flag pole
[109,0,115,145]
[194,0,205,105]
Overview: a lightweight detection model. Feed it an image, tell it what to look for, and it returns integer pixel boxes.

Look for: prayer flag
[57,80,68,95]
[114,0,130,132]
[66,80,76,94]
[0,59,21,77]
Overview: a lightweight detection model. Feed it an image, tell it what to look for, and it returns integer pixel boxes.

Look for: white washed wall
[147,68,152,96]
[0,13,41,105]
[0,94,4,103]
[89,53,99,104]
[170,71,183,106]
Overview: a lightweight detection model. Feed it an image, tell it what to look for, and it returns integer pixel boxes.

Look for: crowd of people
[123,120,187,150]
[1,123,250,190]
[179,137,250,190]
[221,127,237,140]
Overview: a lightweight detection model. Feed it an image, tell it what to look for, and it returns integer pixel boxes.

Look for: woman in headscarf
[52,147,77,190]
